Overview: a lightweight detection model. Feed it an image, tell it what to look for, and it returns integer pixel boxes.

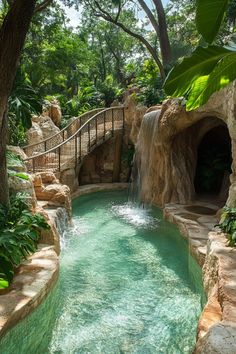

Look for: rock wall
[79,132,131,185]
[27,115,62,151]
[136,82,236,207]
[0,150,71,338]
[195,232,236,354]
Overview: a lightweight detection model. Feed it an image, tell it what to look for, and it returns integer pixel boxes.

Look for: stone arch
[170,116,232,205]
[137,91,236,208]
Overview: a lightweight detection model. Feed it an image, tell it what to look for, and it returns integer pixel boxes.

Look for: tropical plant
[218,206,236,246]
[164,0,236,111]
[8,69,42,145]
[0,192,50,289]
[133,58,164,106]
[9,70,42,129]
[6,150,30,181]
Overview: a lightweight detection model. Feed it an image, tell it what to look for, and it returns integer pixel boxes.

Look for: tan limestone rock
[123,94,147,145]
[7,145,28,161]
[39,171,59,184]
[60,168,78,191]
[135,82,236,207]
[32,174,43,188]
[8,174,37,209]
[49,102,62,127]
[26,122,44,148]
[35,183,71,213]
[39,116,61,140]
[196,322,236,354]
[0,245,58,337]
[36,206,60,255]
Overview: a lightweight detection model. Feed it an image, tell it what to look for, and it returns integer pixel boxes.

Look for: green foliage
[0,193,50,289]
[6,150,25,169]
[8,70,41,146]
[164,1,236,110]
[6,150,29,181]
[9,70,42,129]
[164,46,235,110]
[132,59,164,106]
[218,206,236,246]
[166,0,200,61]
[97,76,123,107]
[8,115,27,147]
[196,0,229,44]
[121,144,135,168]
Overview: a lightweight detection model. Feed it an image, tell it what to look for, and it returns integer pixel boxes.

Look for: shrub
[0,193,50,289]
[218,206,236,246]
[6,150,30,181]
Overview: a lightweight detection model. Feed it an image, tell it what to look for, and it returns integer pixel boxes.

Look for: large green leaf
[187,51,236,110]
[164,45,236,111]
[164,46,231,97]
[0,278,9,289]
[196,0,229,43]
[0,257,14,284]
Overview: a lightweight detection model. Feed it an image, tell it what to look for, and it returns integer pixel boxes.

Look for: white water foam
[111,203,159,229]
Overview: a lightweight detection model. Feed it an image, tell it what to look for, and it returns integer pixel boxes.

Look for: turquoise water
[0,191,205,354]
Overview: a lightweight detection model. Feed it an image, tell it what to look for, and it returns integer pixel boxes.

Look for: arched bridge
[23,106,125,174]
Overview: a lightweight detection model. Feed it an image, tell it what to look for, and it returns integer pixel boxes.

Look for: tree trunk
[153,0,172,66]
[0,106,9,206]
[0,0,37,206]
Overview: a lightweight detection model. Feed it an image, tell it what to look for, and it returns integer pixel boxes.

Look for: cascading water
[53,207,71,247]
[128,152,141,204]
[129,108,162,205]
[129,107,205,305]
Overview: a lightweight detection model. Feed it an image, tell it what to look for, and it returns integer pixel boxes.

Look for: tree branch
[6,0,53,13]
[35,0,53,13]
[88,0,165,79]
[137,0,160,37]
[152,0,171,65]
[97,20,164,78]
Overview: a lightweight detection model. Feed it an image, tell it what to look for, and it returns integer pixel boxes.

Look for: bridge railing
[24,106,125,173]
[23,108,104,157]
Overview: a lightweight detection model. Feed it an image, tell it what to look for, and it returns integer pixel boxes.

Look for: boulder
[8,174,37,209]
[123,93,147,144]
[39,116,61,140]
[196,322,236,354]
[34,175,71,214]
[42,100,62,127]
[49,102,62,127]
[7,146,28,161]
[37,171,59,185]
[26,122,44,147]
[36,206,60,255]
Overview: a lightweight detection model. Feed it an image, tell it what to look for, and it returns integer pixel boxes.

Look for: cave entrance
[194,125,232,199]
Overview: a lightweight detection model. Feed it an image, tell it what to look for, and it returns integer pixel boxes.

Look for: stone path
[164,200,218,266]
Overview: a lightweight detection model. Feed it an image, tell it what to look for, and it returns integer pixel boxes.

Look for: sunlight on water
[0,190,205,354]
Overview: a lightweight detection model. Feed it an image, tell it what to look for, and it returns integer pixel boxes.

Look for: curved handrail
[23,107,104,155]
[23,106,125,173]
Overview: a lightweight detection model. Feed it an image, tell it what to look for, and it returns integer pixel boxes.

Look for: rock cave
[194,123,232,203]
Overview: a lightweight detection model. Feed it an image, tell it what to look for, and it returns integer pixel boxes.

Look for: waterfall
[54,207,71,247]
[129,109,162,204]
[128,152,141,204]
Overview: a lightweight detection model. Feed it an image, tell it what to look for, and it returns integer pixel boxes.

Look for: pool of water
[0,190,205,354]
